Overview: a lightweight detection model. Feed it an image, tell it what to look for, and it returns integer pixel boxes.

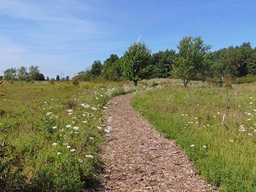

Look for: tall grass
[0,81,134,191]
[131,84,256,191]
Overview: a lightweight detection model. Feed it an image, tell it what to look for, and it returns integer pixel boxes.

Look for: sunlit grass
[131,84,256,192]
[0,81,137,191]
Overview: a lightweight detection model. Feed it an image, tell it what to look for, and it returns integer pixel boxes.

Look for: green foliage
[173,36,211,87]
[91,60,102,78]
[122,42,151,86]
[131,85,256,191]
[102,54,122,81]
[149,49,176,78]
[0,82,123,191]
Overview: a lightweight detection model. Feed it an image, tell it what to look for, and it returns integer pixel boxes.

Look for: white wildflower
[229,139,234,143]
[52,126,57,129]
[82,120,88,123]
[70,149,76,152]
[52,142,57,146]
[66,125,72,128]
[67,145,71,149]
[85,155,94,158]
[89,137,94,140]
[46,112,52,116]
[67,109,73,113]
[78,159,84,163]
[91,107,97,111]
[73,126,79,131]
[57,152,61,155]
[203,145,207,148]
[190,144,195,147]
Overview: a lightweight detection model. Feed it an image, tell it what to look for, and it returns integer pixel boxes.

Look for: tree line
[2,36,256,86]
[74,36,256,86]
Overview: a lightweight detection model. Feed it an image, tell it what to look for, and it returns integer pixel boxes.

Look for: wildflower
[52,126,57,129]
[250,102,253,105]
[85,155,94,158]
[70,149,76,152]
[81,104,90,108]
[229,139,234,143]
[67,145,71,149]
[203,145,207,148]
[46,112,52,116]
[52,142,57,146]
[44,101,47,104]
[68,112,72,116]
[78,159,84,163]
[97,126,102,130]
[57,152,61,155]
[248,133,253,136]
[217,112,220,115]
[190,144,195,147]
[91,107,97,111]
[250,97,253,100]
[67,109,73,113]
[51,98,54,101]
[82,120,87,123]
[73,126,79,131]
[89,137,94,140]
[239,125,245,132]
[66,125,72,128]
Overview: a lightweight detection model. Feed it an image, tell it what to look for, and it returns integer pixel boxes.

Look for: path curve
[100,94,216,191]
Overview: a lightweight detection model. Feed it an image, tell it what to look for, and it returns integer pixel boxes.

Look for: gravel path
[100,94,216,191]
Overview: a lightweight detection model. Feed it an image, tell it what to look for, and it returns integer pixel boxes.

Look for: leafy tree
[17,66,28,81]
[173,36,211,87]
[122,42,151,86]
[102,54,122,81]
[4,68,17,80]
[90,60,102,78]
[150,49,176,78]
[28,65,40,80]
[56,75,60,81]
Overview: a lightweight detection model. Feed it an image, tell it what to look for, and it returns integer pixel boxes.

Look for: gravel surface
[100,94,217,191]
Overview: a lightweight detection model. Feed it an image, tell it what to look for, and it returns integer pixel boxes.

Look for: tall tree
[102,54,122,81]
[90,60,102,78]
[4,68,17,80]
[17,66,28,81]
[56,75,60,81]
[122,42,151,86]
[173,36,211,87]
[29,65,40,80]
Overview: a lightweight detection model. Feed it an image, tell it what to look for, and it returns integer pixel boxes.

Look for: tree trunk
[133,80,138,87]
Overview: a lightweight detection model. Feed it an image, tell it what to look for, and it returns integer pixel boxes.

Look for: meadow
[0,81,133,191]
[131,81,256,192]
[2,79,256,191]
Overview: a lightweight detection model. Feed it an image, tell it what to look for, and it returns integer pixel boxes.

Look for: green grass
[131,84,256,192]
[0,81,136,191]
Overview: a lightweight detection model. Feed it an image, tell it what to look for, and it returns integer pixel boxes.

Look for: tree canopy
[173,36,211,87]
[121,42,151,86]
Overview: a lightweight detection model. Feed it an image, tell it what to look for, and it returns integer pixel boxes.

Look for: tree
[122,42,151,86]
[4,68,17,80]
[17,66,28,81]
[173,36,211,87]
[56,75,60,81]
[90,60,102,78]
[102,54,122,81]
[28,65,40,80]
[150,49,176,78]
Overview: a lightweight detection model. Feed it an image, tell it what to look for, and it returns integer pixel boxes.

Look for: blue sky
[0,0,256,78]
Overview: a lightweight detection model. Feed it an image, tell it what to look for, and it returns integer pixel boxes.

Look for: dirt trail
[100,94,216,191]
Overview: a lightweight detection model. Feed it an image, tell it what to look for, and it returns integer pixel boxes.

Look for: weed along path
[100,94,216,191]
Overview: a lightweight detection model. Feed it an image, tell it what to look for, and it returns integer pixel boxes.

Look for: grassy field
[0,81,136,191]
[131,82,256,191]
